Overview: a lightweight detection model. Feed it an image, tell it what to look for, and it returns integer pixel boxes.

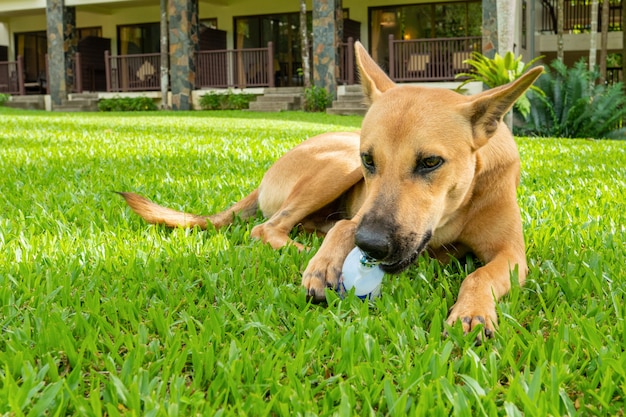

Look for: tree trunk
[557,0,564,62]
[496,0,515,54]
[496,0,515,129]
[160,0,169,110]
[599,0,609,84]
[589,0,598,72]
[623,0,626,92]
[300,0,310,88]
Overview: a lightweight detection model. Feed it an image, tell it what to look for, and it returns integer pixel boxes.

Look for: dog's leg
[251,171,362,251]
[446,201,527,341]
[301,219,358,301]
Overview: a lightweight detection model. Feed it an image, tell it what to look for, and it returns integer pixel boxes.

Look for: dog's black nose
[354,225,392,261]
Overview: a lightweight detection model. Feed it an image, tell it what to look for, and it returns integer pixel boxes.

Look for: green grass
[0,107,624,416]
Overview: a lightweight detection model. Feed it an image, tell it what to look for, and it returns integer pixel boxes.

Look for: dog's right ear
[464,66,544,148]
[355,41,396,103]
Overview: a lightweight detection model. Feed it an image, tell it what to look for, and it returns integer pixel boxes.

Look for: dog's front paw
[301,254,343,302]
[446,298,497,344]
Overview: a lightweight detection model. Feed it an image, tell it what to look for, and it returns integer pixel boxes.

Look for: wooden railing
[195,42,274,89]
[339,37,356,85]
[388,35,482,82]
[541,0,622,33]
[0,56,25,95]
[606,66,623,85]
[105,51,161,92]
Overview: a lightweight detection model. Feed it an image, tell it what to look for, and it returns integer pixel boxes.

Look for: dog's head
[352,41,542,273]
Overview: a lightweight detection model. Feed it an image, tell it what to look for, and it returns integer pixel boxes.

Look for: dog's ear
[464,66,544,147]
[355,41,396,103]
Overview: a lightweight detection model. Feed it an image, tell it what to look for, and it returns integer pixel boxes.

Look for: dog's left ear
[464,66,544,148]
[354,41,396,103]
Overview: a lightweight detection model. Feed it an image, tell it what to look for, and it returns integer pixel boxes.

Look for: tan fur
[119,41,543,341]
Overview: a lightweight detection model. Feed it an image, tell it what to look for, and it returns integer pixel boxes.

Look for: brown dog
[119,42,543,339]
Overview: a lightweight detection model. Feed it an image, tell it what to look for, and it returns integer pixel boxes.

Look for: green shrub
[0,93,10,106]
[98,96,158,112]
[520,59,626,139]
[456,51,544,118]
[304,86,333,112]
[199,90,256,110]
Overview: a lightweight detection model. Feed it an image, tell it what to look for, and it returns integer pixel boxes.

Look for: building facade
[0,0,622,110]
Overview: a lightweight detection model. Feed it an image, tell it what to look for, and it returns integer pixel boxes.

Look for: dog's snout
[354,224,392,261]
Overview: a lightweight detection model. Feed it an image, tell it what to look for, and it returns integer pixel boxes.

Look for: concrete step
[62,98,99,106]
[326,106,368,116]
[326,86,368,115]
[6,101,45,110]
[52,104,98,112]
[334,95,366,104]
[6,95,46,110]
[263,87,304,95]
[330,100,367,110]
[248,87,304,112]
[343,84,364,93]
[248,101,294,112]
[69,92,99,100]
[54,97,99,112]
[255,95,301,104]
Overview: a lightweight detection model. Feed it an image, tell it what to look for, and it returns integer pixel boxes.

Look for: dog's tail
[116,189,259,230]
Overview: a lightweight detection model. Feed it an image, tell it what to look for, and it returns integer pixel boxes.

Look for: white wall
[0,21,9,45]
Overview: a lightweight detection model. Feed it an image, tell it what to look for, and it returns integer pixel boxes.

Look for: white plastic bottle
[340,247,384,299]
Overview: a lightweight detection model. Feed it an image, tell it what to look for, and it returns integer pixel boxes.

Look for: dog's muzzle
[354,224,432,274]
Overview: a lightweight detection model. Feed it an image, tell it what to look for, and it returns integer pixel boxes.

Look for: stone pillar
[482,0,498,59]
[312,0,342,98]
[46,0,75,105]
[168,0,198,110]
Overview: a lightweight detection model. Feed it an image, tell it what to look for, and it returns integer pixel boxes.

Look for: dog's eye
[361,153,375,173]
[416,156,444,174]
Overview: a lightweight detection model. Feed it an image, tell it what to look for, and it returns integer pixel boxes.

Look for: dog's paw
[445,299,497,345]
[301,256,343,303]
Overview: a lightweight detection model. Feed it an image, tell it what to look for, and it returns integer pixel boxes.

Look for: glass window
[118,23,160,55]
[234,13,311,86]
[14,27,102,88]
[15,31,47,83]
[369,1,481,68]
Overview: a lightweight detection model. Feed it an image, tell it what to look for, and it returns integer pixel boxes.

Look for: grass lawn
[0,107,625,416]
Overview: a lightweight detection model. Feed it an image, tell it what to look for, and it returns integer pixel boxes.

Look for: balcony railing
[105,51,161,92]
[195,42,274,89]
[0,56,25,95]
[339,37,356,85]
[388,35,482,82]
[541,0,623,33]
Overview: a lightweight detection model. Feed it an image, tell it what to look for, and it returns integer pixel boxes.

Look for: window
[15,28,102,83]
[234,12,311,86]
[15,31,47,83]
[118,23,160,55]
[369,1,481,68]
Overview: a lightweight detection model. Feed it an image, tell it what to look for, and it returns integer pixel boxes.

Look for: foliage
[0,108,625,415]
[456,51,544,118]
[520,59,626,139]
[304,85,333,112]
[98,96,158,112]
[199,90,256,110]
[0,93,9,106]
